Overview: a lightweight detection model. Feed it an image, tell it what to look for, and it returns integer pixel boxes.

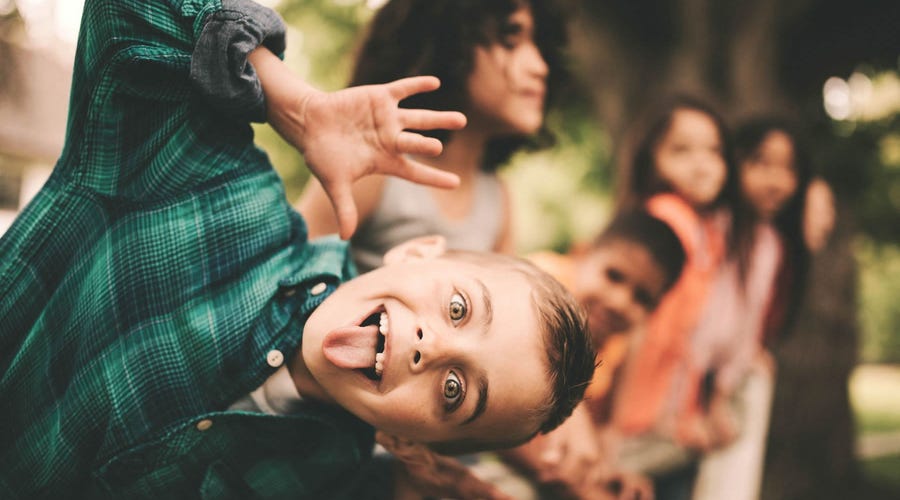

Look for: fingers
[396,157,460,189]
[323,181,359,240]
[387,75,441,100]
[400,109,467,132]
[396,131,443,157]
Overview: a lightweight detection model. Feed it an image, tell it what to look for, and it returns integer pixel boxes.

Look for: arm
[501,404,603,495]
[376,432,513,500]
[248,47,466,238]
[391,453,513,500]
[803,177,836,253]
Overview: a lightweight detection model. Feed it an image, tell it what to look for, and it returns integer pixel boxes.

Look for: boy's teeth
[375,361,384,376]
[375,352,384,363]
[379,312,389,335]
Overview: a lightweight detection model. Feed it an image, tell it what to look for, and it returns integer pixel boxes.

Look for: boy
[492,209,686,499]
[0,0,593,497]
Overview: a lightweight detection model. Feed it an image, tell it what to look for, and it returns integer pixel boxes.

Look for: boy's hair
[594,209,687,293]
[350,0,569,172]
[429,250,594,455]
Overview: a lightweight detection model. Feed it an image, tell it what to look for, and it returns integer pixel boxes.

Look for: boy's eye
[449,292,468,325]
[443,371,464,410]
[606,268,625,284]
[635,289,655,310]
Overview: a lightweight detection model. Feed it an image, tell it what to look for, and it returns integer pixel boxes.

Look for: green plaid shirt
[0,0,373,497]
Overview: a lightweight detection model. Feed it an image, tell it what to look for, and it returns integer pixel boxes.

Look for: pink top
[688,223,781,396]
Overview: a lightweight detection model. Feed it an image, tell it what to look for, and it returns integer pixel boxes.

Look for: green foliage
[857,239,900,363]
[503,110,614,254]
[851,365,900,433]
[823,68,900,364]
[277,0,371,91]
[820,113,900,245]
[861,454,900,496]
[254,0,374,202]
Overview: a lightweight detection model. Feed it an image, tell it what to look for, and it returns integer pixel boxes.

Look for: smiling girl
[296,0,567,269]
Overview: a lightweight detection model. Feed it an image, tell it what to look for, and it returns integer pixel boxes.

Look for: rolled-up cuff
[191,0,286,122]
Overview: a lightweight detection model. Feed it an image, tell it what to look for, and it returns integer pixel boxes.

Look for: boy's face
[573,239,668,342]
[300,238,550,445]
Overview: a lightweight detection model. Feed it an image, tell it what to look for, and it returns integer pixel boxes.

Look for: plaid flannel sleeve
[191,0,287,122]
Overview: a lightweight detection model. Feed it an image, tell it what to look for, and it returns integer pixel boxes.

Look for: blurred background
[0,0,897,498]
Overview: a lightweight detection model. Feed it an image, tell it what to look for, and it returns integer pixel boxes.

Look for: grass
[850,364,900,434]
[860,454,900,498]
[851,364,900,493]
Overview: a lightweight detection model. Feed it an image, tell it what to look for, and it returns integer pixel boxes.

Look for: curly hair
[350,0,569,172]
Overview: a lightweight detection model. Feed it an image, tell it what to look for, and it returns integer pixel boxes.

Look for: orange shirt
[611,194,726,438]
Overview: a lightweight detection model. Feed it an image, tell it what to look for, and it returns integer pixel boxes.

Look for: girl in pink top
[704,118,815,436]
[689,118,819,500]
[612,95,753,452]
[735,118,816,347]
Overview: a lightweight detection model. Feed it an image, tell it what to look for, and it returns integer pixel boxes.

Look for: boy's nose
[606,285,631,312]
[409,324,452,373]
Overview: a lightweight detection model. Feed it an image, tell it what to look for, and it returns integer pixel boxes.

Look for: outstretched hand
[250,47,466,239]
[295,77,465,239]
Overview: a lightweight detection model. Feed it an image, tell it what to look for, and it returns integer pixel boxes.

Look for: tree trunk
[762,207,860,500]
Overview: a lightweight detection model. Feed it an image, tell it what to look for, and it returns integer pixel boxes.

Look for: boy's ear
[383,235,447,265]
[375,431,436,467]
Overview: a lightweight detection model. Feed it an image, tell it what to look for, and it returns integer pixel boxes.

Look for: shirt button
[310,282,327,296]
[283,288,296,297]
[196,419,213,431]
[267,349,284,367]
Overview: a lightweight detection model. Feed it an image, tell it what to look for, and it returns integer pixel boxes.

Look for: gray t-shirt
[350,173,504,273]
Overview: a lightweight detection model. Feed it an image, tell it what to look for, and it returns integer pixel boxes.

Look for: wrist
[249,46,320,150]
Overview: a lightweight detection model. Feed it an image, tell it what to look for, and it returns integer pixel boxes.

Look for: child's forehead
[594,236,650,258]
[442,256,531,287]
[439,254,519,274]
[593,239,666,279]
[437,256,541,313]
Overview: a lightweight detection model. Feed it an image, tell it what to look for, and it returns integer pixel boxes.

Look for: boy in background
[490,210,686,499]
[0,0,594,497]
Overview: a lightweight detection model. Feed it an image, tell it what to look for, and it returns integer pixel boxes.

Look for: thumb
[323,180,358,240]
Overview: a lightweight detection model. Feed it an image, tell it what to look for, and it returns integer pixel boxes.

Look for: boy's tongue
[322,325,378,369]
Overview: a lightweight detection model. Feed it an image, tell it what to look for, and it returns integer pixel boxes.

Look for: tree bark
[762,205,860,499]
